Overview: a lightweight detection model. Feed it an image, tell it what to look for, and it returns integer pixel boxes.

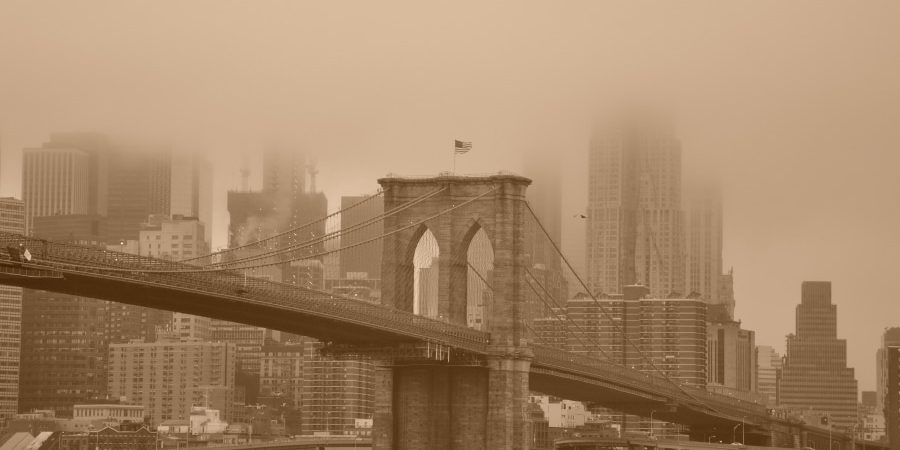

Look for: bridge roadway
[0,233,796,437]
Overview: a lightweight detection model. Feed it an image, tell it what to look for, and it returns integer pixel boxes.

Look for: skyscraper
[586,117,684,298]
[19,290,107,416]
[780,281,858,430]
[883,344,900,449]
[684,182,723,303]
[338,195,384,281]
[878,328,900,412]
[0,198,24,424]
[706,320,756,397]
[756,345,782,407]
[22,147,93,234]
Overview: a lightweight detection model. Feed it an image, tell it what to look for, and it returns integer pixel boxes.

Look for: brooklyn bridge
[0,174,882,450]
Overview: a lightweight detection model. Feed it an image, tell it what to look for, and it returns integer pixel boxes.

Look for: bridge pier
[372,356,530,450]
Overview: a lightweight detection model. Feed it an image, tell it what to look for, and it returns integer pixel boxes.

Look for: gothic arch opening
[464,226,494,330]
[411,228,439,318]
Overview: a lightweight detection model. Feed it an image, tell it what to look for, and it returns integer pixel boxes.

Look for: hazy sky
[1,1,899,391]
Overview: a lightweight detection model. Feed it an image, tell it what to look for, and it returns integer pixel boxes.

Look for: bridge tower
[374,174,533,450]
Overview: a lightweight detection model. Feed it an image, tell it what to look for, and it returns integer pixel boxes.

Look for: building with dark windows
[338,195,384,281]
[19,291,107,417]
[884,345,900,449]
[0,197,24,425]
[566,285,707,386]
[706,320,757,401]
[779,281,858,430]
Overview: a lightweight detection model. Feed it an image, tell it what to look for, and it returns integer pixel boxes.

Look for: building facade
[566,285,707,386]
[0,198,24,424]
[299,340,374,435]
[706,320,756,395]
[684,183,723,304]
[780,281,858,430]
[107,339,236,426]
[883,345,900,449]
[338,195,384,281]
[19,291,107,417]
[586,117,685,298]
[756,345,782,407]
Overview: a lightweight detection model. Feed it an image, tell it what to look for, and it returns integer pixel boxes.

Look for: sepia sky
[1,1,899,391]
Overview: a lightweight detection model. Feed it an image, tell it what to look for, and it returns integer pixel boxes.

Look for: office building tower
[706,320,756,396]
[19,291,107,417]
[22,148,92,234]
[523,153,567,304]
[210,320,280,404]
[170,151,213,245]
[0,198,24,424]
[884,345,900,449]
[684,182,723,303]
[586,117,685,298]
[170,313,211,341]
[415,259,439,318]
[21,132,111,234]
[878,328,900,413]
[105,147,171,243]
[139,214,209,261]
[300,340,374,435]
[338,195,384,281]
[566,285,707,386]
[259,342,304,409]
[108,338,236,425]
[756,345,782,407]
[780,282,858,430]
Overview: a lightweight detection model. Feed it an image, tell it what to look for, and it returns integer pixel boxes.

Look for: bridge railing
[0,233,490,352]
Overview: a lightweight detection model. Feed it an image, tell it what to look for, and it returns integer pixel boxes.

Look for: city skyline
[0,7,899,450]
[2,2,898,395]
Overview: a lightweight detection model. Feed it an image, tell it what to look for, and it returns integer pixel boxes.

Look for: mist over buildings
[1,0,899,391]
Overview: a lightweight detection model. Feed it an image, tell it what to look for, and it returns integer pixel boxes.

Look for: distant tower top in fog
[585,114,684,298]
[263,145,307,196]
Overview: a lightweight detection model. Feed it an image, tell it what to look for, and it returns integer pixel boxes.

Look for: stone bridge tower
[374,173,533,450]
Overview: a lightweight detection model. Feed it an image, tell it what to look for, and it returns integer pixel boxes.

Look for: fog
[1,1,899,391]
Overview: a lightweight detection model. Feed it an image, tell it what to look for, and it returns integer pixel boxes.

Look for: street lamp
[649,410,656,438]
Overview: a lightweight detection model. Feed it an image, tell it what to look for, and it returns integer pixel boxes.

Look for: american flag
[454,140,472,154]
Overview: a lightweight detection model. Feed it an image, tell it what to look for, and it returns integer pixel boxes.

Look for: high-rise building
[259,342,304,409]
[107,338,236,425]
[756,345,782,407]
[170,152,213,245]
[338,195,384,281]
[170,313,211,341]
[0,198,24,424]
[21,133,111,234]
[523,152,567,304]
[22,148,93,234]
[19,290,107,417]
[105,147,172,243]
[138,214,209,261]
[878,328,900,414]
[706,320,756,396]
[585,117,684,298]
[684,183,723,304]
[780,281,858,430]
[299,340,374,435]
[883,345,900,449]
[210,320,280,404]
[566,285,707,386]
